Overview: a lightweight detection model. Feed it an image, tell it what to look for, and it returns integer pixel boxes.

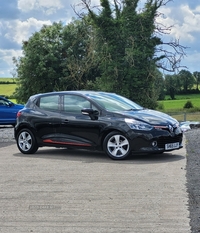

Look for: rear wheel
[103,131,131,160]
[17,129,38,154]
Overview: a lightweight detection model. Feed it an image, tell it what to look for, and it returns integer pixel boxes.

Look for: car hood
[119,109,178,126]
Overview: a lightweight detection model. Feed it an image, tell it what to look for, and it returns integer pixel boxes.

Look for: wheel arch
[100,128,128,149]
[16,127,39,154]
[15,123,37,140]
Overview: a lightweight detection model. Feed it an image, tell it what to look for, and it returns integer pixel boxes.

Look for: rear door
[33,94,61,141]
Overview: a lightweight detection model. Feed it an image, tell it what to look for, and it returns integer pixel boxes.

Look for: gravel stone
[0,125,15,147]
[185,128,200,233]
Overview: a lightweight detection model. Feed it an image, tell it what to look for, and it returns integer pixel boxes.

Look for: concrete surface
[0,130,191,232]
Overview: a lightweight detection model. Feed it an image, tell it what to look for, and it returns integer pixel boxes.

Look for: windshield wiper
[126,108,140,111]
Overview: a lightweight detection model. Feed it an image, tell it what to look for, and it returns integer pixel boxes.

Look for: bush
[0,81,16,84]
[157,102,165,111]
[184,100,193,109]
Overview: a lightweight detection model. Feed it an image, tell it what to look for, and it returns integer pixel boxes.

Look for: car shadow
[13,147,186,164]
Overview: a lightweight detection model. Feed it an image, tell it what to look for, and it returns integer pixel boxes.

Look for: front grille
[154,124,179,134]
[157,135,182,149]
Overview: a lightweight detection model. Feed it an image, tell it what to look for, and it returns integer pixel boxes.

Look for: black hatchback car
[15,91,183,160]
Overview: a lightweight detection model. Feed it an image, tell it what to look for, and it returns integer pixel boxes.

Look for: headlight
[125,118,153,131]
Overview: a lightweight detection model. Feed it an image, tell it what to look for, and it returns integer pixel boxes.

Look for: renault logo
[168,125,174,133]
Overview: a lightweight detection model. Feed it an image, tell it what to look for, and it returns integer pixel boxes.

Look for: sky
[0,0,200,77]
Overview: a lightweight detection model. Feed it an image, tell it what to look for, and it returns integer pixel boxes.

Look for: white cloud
[0,49,22,76]
[17,0,35,12]
[181,5,200,32]
[4,18,52,45]
[18,0,63,14]
[158,4,200,43]
[193,5,200,13]
[0,49,22,60]
[70,0,100,6]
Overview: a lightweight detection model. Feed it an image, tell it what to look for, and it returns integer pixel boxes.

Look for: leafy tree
[177,69,195,93]
[14,0,186,107]
[14,20,98,103]
[193,71,200,91]
[165,74,179,99]
[154,69,165,100]
[77,0,186,108]
[13,22,65,103]
[61,18,99,90]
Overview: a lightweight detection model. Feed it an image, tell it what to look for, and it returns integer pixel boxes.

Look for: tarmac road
[0,126,191,233]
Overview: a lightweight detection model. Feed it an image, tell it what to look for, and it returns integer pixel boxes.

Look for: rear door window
[39,95,60,111]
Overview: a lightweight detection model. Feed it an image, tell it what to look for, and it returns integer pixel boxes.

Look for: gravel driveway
[185,128,200,233]
[0,125,200,232]
[0,125,15,146]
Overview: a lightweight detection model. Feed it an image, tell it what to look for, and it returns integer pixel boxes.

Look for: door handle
[62,119,69,124]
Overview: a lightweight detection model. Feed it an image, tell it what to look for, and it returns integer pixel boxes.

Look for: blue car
[0,96,24,126]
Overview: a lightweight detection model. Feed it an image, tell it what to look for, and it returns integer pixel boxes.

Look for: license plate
[165,142,179,150]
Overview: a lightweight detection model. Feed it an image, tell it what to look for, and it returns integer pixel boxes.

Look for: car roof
[33,90,113,95]
[29,91,116,99]
[0,96,9,100]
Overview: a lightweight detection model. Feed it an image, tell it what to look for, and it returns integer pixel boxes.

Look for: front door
[56,94,107,148]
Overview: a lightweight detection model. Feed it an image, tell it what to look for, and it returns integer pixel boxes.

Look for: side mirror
[81,108,99,120]
[8,101,14,107]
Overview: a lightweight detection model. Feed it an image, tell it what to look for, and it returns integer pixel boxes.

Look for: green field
[0,78,15,81]
[158,97,200,111]
[158,95,200,121]
[0,84,16,96]
[0,78,17,96]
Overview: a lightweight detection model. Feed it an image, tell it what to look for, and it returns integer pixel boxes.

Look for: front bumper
[128,127,183,154]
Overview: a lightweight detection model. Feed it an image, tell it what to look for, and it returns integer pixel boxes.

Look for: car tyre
[17,129,38,154]
[103,131,131,160]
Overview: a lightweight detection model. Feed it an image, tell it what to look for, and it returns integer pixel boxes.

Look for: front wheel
[16,129,38,154]
[103,131,131,160]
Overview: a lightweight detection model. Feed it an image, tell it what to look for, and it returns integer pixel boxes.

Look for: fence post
[184,112,186,121]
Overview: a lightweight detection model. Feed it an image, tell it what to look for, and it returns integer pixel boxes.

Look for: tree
[75,0,186,108]
[178,69,195,93]
[61,18,99,90]
[164,74,179,99]
[13,22,65,103]
[14,19,98,103]
[154,69,165,100]
[193,71,200,91]
[14,0,186,107]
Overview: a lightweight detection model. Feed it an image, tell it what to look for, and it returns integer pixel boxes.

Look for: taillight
[17,111,22,118]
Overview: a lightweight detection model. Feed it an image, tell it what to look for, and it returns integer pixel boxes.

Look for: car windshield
[86,92,143,111]
[0,97,13,106]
